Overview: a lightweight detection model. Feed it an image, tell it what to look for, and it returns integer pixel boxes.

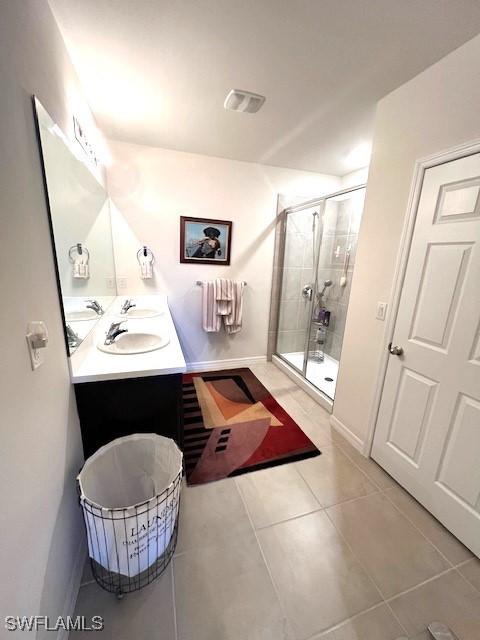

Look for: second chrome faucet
[105,321,128,345]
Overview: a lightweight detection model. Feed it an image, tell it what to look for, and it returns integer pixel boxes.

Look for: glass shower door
[304,186,366,398]
[275,185,365,401]
[275,206,322,376]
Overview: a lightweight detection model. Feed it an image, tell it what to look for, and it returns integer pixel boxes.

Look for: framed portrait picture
[180,216,232,265]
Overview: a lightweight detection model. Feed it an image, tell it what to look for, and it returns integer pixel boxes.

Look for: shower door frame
[274,183,366,400]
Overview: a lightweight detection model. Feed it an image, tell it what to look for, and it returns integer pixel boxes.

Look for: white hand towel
[215,278,233,315]
[224,281,245,333]
[140,258,153,279]
[201,281,221,332]
[73,258,89,279]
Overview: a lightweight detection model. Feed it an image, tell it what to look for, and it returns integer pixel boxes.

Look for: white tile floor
[72,362,480,640]
[281,351,338,398]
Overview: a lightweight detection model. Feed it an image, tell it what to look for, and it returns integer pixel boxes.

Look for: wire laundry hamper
[77,434,183,597]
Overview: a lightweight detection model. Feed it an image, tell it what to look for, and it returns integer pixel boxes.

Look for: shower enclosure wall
[273,185,366,402]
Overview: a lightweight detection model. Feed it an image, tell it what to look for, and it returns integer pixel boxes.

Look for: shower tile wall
[314,190,365,361]
[276,209,316,356]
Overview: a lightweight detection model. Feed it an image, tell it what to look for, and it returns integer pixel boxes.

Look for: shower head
[319,279,333,298]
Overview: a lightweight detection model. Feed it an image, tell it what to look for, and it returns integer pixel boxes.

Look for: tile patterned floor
[72,362,479,640]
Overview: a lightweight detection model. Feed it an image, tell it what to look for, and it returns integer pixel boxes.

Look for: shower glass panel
[275,185,366,401]
[276,206,322,376]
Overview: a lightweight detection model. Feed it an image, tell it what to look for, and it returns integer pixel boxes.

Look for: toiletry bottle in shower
[315,326,326,362]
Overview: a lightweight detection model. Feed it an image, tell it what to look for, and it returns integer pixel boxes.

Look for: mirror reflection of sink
[97,332,170,355]
[65,309,98,321]
[119,308,163,319]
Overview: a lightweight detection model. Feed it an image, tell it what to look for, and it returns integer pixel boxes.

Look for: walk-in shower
[273,184,366,402]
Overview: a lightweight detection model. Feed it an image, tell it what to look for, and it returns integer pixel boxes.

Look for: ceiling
[49,0,480,175]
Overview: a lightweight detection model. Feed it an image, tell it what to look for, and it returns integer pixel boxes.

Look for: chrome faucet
[66,324,81,349]
[104,321,128,345]
[120,299,136,314]
[86,299,104,315]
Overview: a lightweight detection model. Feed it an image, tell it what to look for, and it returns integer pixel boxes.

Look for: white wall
[0,1,100,630]
[341,167,369,189]
[108,141,339,366]
[332,33,480,450]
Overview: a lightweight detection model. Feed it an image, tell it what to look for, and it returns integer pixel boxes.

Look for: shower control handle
[388,342,404,356]
[302,284,313,301]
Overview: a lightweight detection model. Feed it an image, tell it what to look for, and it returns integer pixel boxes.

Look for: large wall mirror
[34,98,117,354]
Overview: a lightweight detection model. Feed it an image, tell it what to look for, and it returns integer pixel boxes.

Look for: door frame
[365,137,480,457]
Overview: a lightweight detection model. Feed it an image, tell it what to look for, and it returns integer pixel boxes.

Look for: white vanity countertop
[70,295,187,383]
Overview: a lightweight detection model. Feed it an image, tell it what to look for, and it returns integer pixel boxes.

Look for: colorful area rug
[182,368,320,485]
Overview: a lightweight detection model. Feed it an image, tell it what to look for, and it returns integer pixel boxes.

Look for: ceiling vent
[224,89,266,113]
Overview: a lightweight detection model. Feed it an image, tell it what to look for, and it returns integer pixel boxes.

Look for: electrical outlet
[376,302,388,321]
[106,277,116,289]
[117,277,127,289]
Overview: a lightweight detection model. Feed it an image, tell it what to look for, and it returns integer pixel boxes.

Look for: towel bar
[68,243,89,262]
[137,246,155,264]
[195,280,247,286]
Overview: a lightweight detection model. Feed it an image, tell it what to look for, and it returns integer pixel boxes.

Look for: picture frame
[180,216,232,265]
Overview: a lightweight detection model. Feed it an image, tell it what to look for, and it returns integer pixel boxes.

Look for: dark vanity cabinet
[74,374,184,459]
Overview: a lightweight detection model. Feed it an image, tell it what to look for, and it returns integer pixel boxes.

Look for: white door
[372,151,480,556]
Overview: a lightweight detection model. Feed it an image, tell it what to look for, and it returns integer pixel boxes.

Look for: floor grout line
[233,476,297,640]
[322,506,414,638]
[291,459,328,510]
[170,562,178,640]
[324,495,480,638]
[322,488,464,636]
[453,563,480,596]
[322,505,411,637]
[381,487,456,570]
[384,566,454,603]
[383,600,411,639]
[302,602,393,640]
[253,505,325,531]
[233,448,324,525]
[454,557,476,569]
[296,454,384,507]
[327,439,389,493]
[322,508,388,603]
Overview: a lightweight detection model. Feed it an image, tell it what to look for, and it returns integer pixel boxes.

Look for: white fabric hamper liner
[78,434,183,578]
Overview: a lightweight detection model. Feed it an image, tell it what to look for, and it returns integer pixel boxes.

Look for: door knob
[388,342,404,356]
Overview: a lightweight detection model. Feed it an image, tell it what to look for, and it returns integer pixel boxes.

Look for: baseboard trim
[56,539,86,640]
[186,355,267,373]
[272,355,333,413]
[329,415,365,453]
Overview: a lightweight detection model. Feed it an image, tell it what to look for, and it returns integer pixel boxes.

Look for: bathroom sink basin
[97,332,169,355]
[119,308,163,319]
[65,309,98,321]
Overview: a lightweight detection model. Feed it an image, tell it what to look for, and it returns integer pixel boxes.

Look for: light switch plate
[26,321,48,370]
[376,302,388,321]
